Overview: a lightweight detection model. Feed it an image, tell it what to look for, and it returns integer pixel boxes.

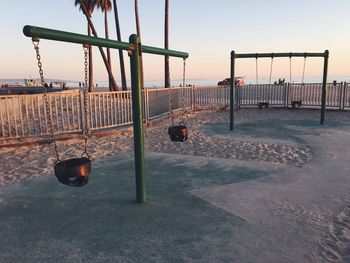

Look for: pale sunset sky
[0,0,349,85]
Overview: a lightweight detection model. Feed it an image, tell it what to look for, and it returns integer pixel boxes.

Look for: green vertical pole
[129,34,146,203]
[320,50,329,125]
[230,51,235,130]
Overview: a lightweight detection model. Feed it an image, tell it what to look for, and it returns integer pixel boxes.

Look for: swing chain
[82,45,90,159]
[302,55,307,84]
[181,58,186,121]
[33,39,45,86]
[168,88,174,125]
[255,57,259,85]
[32,38,60,163]
[182,58,186,88]
[289,55,292,84]
[168,69,174,125]
[269,57,274,85]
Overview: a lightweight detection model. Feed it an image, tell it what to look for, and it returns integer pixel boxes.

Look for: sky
[0,0,349,85]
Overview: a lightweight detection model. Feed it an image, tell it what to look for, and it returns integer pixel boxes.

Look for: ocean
[1,76,349,91]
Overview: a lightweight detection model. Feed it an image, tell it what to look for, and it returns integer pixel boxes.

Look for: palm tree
[96,0,114,91]
[74,0,96,92]
[112,0,127,90]
[164,0,170,88]
[74,0,119,91]
[134,0,144,88]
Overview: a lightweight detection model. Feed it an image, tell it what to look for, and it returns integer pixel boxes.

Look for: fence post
[230,51,235,130]
[184,86,188,110]
[320,50,329,125]
[79,90,84,134]
[343,82,347,110]
[216,86,219,108]
[237,85,241,108]
[338,83,343,111]
[145,87,150,123]
[235,85,238,109]
[192,85,195,110]
[285,83,289,108]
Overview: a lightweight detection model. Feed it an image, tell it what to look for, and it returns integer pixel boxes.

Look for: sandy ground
[1,108,350,262]
[0,108,325,187]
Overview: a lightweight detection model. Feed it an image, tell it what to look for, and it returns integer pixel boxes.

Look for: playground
[1,108,350,262]
[0,15,348,262]
[0,0,349,261]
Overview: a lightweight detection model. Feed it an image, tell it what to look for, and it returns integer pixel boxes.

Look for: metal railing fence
[287,83,342,109]
[0,82,348,142]
[88,91,133,130]
[342,82,350,109]
[235,82,348,109]
[146,87,193,121]
[236,84,286,107]
[0,91,83,139]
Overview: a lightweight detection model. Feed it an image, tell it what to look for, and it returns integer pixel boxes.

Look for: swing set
[168,59,189,142]
[31,39,91,187]
[254,54,308,109]
[229,51,329,130]
[23,25,189,203]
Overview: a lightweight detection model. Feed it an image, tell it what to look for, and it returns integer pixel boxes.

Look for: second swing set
[254,54,308,109]
[230,50,329,130]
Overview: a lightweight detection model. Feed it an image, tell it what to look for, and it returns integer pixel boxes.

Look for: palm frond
[96,0,112,12]
[74,0,96,15]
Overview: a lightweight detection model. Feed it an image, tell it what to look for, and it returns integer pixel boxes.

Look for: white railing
[0,90,83,139]
[0,86,221,141]
[0,83,348,142]
[88,91,133,130]
[146,87,193,121]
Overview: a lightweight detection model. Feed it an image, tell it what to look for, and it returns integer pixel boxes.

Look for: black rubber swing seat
[258,102,269,109]
[168,123,188,142]
[54,157,91,187]
[291,100,302,109]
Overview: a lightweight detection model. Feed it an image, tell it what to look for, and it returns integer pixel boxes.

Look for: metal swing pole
[232,50,329,127]
[23,25,188,203]
[230,51,235,130]
[129,34,146,203]
[320,50,329,125]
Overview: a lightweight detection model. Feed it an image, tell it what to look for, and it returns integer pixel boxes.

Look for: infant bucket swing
[168,58,188,142]
[32,38,91,187]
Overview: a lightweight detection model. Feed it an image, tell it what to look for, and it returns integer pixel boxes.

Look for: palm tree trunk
[76,0,118,91]
[87,23,94,92]
[134,0,144,89]
[105,11,113,91]
[135,0,141,36]
[112,0,127,90]
[164,0,170,88]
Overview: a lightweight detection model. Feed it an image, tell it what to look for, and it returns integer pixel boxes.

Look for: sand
[0,108,349,188]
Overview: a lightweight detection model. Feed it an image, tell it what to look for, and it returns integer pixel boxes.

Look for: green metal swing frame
[23,25,189,204]
[229,51,329,130]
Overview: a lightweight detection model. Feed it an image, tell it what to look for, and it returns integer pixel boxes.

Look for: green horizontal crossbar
[23,25,189,59]
[232,51,328,59]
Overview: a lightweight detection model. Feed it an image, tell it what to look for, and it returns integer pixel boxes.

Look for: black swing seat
[291,100,302,109]
[168,123,188,142]
[258,102,269,109]
[54,157,91,187]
